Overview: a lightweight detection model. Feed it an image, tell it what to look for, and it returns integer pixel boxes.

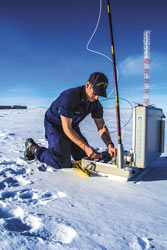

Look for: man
[24,72,117,169]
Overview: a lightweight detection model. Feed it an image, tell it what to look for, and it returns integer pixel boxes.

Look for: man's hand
[108,144,117,159]
[84,146,100,159]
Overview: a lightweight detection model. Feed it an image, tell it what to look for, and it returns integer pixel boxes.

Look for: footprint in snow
[131,236,155,250]
[0,167,27,177]
[0,177,20,190]
[4,217,32,232]
[0,174,32,191]
[0,203,42,234]
[0,160,16,166]
[35,217,77,245]
[0,201,76,245]
[0,159,33,190]
[38,164,47,172]
[0,189,66,205]
[54,222,77,244]
[37,164,57,172]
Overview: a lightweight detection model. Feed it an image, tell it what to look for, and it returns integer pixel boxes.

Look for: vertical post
[143,30,151,105]
[107,0,124,168]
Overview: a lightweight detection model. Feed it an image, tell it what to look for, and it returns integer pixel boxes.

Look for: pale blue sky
[0,0,166,109]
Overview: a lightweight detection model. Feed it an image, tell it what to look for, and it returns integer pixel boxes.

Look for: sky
[0,0,167,109]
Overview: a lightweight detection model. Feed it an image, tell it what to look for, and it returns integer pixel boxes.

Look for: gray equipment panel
[133,105,165,168]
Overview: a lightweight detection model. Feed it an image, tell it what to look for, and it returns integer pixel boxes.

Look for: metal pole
[107,0,124,168]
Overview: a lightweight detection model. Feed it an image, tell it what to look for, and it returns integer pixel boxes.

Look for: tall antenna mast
[107,0,124,169]
[143,30,151,105]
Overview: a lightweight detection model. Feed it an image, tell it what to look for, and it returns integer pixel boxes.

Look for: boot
[24,138,39,160]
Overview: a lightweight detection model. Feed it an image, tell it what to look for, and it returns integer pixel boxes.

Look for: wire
[101,97,134,134]
[86,0,112,63]
[86,0,133,134]
[86,0,119,98]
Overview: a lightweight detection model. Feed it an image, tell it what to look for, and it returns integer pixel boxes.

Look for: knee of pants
[48,147,71,168]
[36,147,71,169]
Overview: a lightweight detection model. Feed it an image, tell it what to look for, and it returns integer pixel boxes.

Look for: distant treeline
[0,105,27,109]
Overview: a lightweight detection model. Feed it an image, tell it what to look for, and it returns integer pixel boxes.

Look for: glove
[100,150,112,163]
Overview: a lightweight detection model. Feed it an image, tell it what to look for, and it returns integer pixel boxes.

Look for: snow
[0,107,167,249]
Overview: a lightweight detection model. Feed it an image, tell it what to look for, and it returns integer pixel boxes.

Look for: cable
[86,0,133,134]
[86,0,112,63]
[101,97,134,134]
[86,0,119,98]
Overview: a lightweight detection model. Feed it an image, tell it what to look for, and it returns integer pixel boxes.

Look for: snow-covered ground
[0,107,167,250]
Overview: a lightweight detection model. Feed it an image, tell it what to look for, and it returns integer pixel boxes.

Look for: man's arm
[60,115,100,159]
[94,118,117,159]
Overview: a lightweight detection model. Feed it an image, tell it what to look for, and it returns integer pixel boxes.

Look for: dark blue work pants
[35,120,87,169]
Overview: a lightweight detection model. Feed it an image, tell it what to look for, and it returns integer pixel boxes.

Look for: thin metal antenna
[107,0,124,168]
[143,30,151,105]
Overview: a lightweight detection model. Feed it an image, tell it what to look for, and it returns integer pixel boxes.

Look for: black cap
[88,72,108,97]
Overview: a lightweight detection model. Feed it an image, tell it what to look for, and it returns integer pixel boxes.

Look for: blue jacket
[45,85,103,130]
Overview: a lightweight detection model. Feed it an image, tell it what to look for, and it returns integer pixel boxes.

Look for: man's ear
[85,81,90,89]
[86,81,92,89]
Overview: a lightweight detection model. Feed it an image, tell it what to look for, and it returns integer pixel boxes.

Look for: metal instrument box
[133,105,165,168]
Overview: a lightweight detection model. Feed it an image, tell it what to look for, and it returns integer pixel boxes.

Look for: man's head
[85,72,108,102]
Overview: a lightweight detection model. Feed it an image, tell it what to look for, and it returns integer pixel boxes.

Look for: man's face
[85,82,99,102]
